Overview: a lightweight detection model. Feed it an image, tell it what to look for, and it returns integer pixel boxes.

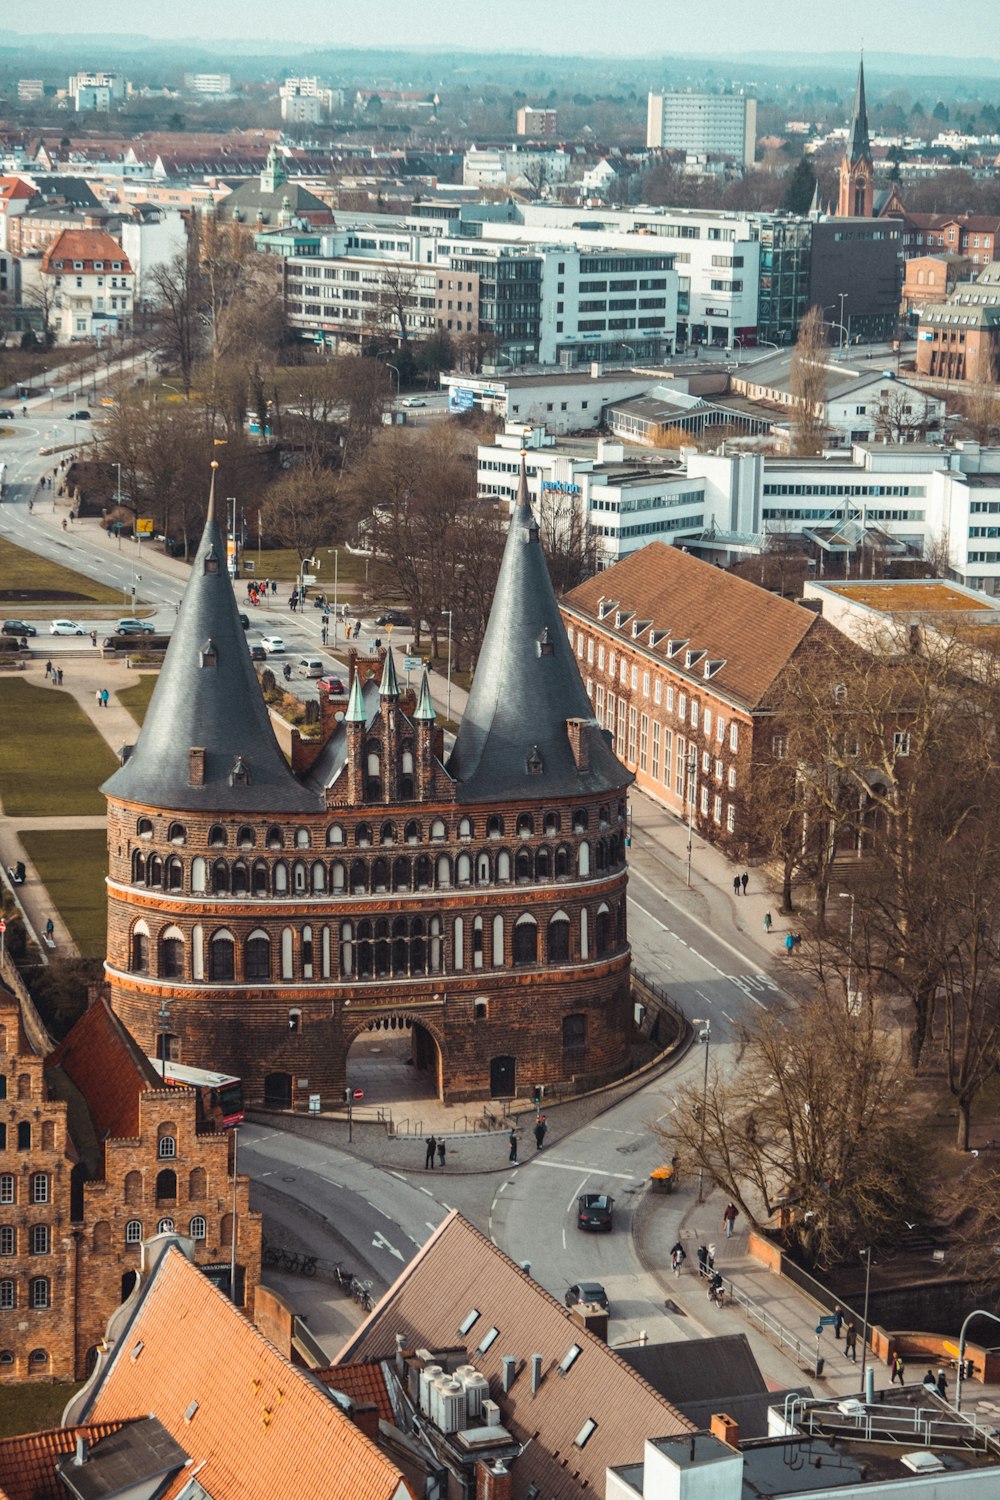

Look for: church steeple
[837,56,874,218]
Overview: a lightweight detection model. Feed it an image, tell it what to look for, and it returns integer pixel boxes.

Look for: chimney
[351,1402,380,1443]
[188,746,206,786]
[565,718,590,771]
[74,1437,88,1466]
[530,1353,543,1393]
[476,1457,512,1500]
[500,1355,517,1392]
[711,1412,741,1450]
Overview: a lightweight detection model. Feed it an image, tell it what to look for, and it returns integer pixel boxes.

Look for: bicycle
[334,1263,355,1290]
[350,1275,373,1307]
[301,1255,317,1278]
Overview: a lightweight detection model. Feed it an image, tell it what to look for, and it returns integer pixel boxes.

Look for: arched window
[301,926,313,979]
[189,1168,207,1201]
[430,915,442,974]
[356,823,372,847]
[131,924,149,973]
[456,852,472,885]
[210,931,235,980]
[517,813,534,839]
[165,856,184,891]
[267,825,285,850]
[595,903,611,957]
[28,1347,49,1368]
[191,856,206,893]
[273,861,288,894]
[212,859,230,895]
[157,1218,175,1234]
[137,817,153,839]
[231,859,248,895]
[415,855,431,889]
[30,1174,48,1204]
[544,811,561,836]
[410,918,425,975]
[473,915,484,969]
[189,1216,207,1241]
[392,916,408,975]
[167,822,186,845]
[512,914,538,966]
[340,921,354,976]
[350,859,368,893]
[146,853,162,888]
[0,1286,13,1312]
[124,1171,142,1205]
[160,928,184,979]
[599,805,610,828]
[431,818,447,841]
[237,825,255,849]
[436,855,451,888]
[357,919,373,979]
[245,931,270,981]
[476,852,491,884]
[548,911,571,963]
[29,1279,50,1309]
[405,820,421,845]
[578,842,591,877]
[17,1123,30,1151]
[596,839,607,873]
[192,924,204,981]
[311,860,326,892]
[572,808,589,833]
[292,860,307,894]
[155,1169,177,1201]
[30,1224,49,1255]
[295,827,310,848]
[487,814,504,839]
[536,846,551,880]
[454,917,464,970]
[492,914,504,967]
[380,821,396,845]
[208,824,226,848]
[125,1220,142,1244]
[326,823,345,846]
[366,750,381,800]
[253,859,269,895]
[131,849,145,883]
[331,860,346,892]
[393,855,411,890]
[372,857,390,891]
[281,928,294,981]
[497,850,511,882]
[458,817,473,839]
[157,1129,176,1159]
[515,848,532,881]
[555,845,570,878]
[374,918,390,977]
[580,907,589,959]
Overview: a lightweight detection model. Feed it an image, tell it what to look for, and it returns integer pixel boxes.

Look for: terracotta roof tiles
[84,1246,411,1500]
[0,1424,124,1500]
[40,227,132,274]
[562,542,821,711]
[316,1361,395,1424]
[46,996,160,1145]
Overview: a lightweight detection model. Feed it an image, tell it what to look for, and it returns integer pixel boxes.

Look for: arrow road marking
[372,1230,404,1262]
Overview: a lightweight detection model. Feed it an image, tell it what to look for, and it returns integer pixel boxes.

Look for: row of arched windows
[132,804,624,852]
[0,1277,49,1310]
[123,1166,208,1204]
[128,837,626,898]
[0,1121,55,1154]
[126,900,628,984]
[0,1173,49,1207]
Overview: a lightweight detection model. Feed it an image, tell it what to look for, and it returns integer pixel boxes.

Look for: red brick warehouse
[103,463,634,1106]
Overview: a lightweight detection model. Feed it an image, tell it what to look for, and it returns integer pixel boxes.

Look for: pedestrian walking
[785,932,795,953]
[707,1243,716,1272]
[741,871,748,895]
[534,1115,547,1150]
[833,1304,844,1340]
[508,1129,518,1164]
[436,1139,446,1169]
[696,1243,709,1278]
[923,1369,937,1392]
[321,624,329,645]
[936,1367,948,1399]
[670,1241,685,1276]
[722,1202,738,1237]
[891,1353,905,1386]
[424,1134,436,1170]
[44,918,54,942]
[95,690,103,708]
[101,689,109,708]
[733,875,740,896]
[57,668,63,684]
[764,911,772,933]
[90,630,97,647]
[844,1322,857,1362]
[45,660,52,677]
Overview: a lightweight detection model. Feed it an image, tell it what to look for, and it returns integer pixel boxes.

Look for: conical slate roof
[847,57,871,164]
[447,462,629,803]
[103,485,319,814]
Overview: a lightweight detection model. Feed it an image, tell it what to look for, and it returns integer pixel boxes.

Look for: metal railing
[701,1266,814,1370]
[796,1393,1000,1455]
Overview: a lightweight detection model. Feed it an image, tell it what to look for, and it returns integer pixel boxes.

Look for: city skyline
[2,0,999,61]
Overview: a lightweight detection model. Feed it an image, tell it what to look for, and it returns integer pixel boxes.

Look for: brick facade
[0,997,260,1384]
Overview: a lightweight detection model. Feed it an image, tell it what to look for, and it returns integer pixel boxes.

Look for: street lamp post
[443,609,454,724]
[385,362,400,400]
[859,1245,873,1386]
[838,292,849,350]
[839,890,856,1009]
[692,1018,711,1204]
[685,744,697,888]
[156,999,172,1080]
[956,1309,1000,1409]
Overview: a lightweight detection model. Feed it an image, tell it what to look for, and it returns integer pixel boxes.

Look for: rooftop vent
[901,1452,946,1475]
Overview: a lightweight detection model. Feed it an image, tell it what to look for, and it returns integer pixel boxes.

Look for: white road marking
[629,868,785,976]
[534,1160,640,1181]
[372,1230,404,1262]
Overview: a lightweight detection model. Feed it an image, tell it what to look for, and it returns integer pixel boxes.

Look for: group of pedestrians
[94,688,110,708]
[44,661,64,685]
[422,1114,550,1171]
[423,1134,446,1169]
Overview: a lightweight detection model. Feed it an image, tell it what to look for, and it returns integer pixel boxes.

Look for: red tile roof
[40,227,132,274]
[0,176,35,204]
[562,542,822,710]
[338,1211,693,1500]
[84,1246,412,1500]
[46,996,160,1145]
[315,1361,395,1423]
[0,1424,124,1500]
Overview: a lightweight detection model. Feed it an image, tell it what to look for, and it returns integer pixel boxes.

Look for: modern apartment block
[280,77,339,124]
[646,91,757,166]
[183,73,232,95]
[68,70,127,111]
[516,106,558,137]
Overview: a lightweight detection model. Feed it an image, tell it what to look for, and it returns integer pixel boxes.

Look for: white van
[297,657,324,678]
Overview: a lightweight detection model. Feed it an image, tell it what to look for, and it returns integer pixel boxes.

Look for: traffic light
[344,1088,351,1102]
[533,1084,544,1106]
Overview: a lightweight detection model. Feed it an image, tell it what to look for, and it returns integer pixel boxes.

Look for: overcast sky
[10,0,999,58]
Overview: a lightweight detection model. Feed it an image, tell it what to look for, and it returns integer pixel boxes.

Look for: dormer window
[204,549,220,576]
[537,627,554,658]
[667,639,688,658]
[704,659,725,679]
[230,757,250,785]
[94,261,104,270]
[73,261,83,270]
[526,745,544,775]
[200,639,218,668]
[685,649,705,669]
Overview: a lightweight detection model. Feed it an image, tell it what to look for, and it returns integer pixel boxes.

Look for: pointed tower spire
[837,55,874,218]
[413,668,436,721]
[379,645,401,699]
[345,672,367,722]
[447,444,628,803]
[847,55,871,163]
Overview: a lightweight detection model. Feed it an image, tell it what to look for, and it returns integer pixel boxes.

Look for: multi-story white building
[183,72,233,95]
[516,106,558,137]
[39,226,134,342]
[463,146,568,191]
[17,80,44,102]
[68,70,127,110]
[647,91,757,166]
[279,77,338,124]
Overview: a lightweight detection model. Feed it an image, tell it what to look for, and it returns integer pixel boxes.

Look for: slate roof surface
[103,498,320,814]
[0,1425,125,1500]
[846,58,871,162]
[337,1210,692,1499]
[82,1246,412,1500]
[46,996,160,1146]
[562,542,821,712]
[447,466,630,803]
[54,1417,188,1500]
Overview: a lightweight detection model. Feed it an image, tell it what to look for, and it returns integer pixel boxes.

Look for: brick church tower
[837,57,874,219]
[102,464,633,1106]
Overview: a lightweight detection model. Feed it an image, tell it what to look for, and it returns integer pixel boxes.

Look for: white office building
[647,91,757,166]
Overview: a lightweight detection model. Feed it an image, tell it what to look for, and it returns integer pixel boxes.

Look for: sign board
[819,1315,838,1326]
[243,560,255,573]
[353,1088,364,1100]
[403,656,423,671]
[296,1078,309,1089]
[136,518,154,535]
[448,386,475,414]
[301,574,317,586]
[308,1093,321,1113]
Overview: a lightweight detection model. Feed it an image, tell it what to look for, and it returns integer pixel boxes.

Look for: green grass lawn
[0,1381,85,1438]
[0,536,124,607]
[246,545,369,588]
[0,678,118,814]
[19,829,108,958]
[115,674,158,724]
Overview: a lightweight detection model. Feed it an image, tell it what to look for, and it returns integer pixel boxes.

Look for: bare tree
[375,266,419,350]
[260,462,339,573]
[148,236,202,397]
[872,388,932,444]
[789,306,830,455]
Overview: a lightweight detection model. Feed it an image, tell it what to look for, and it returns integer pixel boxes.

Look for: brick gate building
[103,465,633,1106]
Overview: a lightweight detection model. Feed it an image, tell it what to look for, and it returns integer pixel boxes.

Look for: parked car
[259,635,285,654]
[401,397,426,408]
[565,1281,609,1310]
[249,644,267,661]
[577,1193,614,1232]
[68,410,91,421]
[50,619,85,635]
[115,617,155,635]
[1,620,37,637]
[0,409,14,421]
[318,675,346,695]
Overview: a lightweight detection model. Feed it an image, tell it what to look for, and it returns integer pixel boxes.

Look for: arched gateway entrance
[345,1012,444,1108]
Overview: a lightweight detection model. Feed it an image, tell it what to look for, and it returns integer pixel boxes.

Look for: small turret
[414,668,436,799]
[344,672,367,804]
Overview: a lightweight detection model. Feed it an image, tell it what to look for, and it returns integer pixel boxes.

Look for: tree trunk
[957,1097,972,1153]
